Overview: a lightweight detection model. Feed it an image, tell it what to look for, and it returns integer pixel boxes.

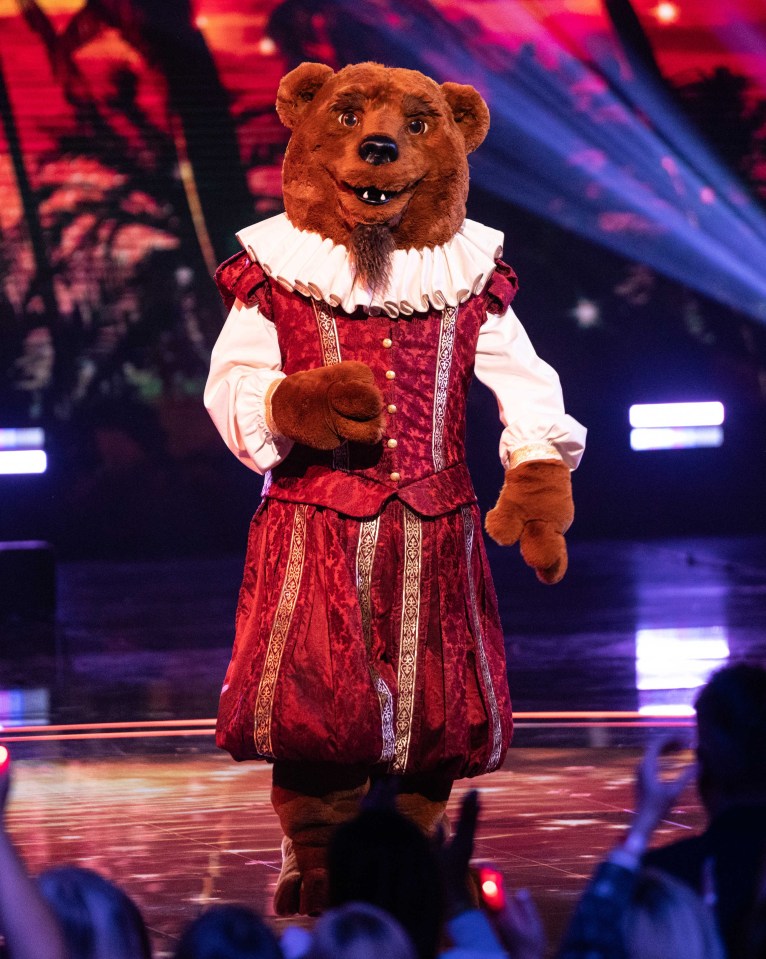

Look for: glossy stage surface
[1,535,765,955]
[5,746,703,957]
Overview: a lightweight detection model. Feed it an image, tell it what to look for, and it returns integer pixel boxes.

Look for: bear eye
[339,111,359,128]
[407,119,427,135]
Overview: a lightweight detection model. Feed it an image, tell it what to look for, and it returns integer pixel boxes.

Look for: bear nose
[359,136,399,165]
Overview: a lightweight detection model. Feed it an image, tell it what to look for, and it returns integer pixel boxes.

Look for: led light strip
[0,428,45,450]
[0,711,698,744]
[630,426,723,451]
[629,402,724,429]
[0,450,47,474]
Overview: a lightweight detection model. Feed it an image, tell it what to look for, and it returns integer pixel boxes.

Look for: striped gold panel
[461,505,503,771]
[356,517,395,763]
[311,298,349,471]
[392,507,423,774]
[253,505,308,756]
[432,305,458,472]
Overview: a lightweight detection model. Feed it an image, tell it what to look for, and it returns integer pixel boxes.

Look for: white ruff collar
[236,213,504,318]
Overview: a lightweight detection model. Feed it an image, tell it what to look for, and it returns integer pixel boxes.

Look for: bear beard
[348,223,396,294]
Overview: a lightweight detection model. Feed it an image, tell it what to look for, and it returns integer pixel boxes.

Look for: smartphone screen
[477,866,506,913]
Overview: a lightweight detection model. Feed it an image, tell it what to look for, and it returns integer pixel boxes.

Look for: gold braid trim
[461,505,503,772]
[508,443,562,470]
[253,504,308,756]
[391,508,422,774]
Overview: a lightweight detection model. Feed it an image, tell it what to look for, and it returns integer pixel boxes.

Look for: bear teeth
[353,185,394,205]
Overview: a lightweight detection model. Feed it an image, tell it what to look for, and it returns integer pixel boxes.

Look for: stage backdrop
[1,0,765,555]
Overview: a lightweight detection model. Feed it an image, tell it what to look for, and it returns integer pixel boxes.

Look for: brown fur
[348,222,396,292]
[276,61,490,259]
[272,782,369,916]
[485,460,574,585]
[270,360,385,449]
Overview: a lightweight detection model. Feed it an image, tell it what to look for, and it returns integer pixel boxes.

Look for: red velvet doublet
[214,254,518,779]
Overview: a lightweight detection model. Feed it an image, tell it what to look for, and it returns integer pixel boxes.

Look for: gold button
[382,337,393,348]
[387,438,398,449]
[385,370,396,380]
[387,404,397,414]
[390,471,401,482]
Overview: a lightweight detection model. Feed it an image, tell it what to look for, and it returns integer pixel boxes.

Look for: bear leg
[393,772,454,836]
[273,836,301,917]
[271,762,369,916]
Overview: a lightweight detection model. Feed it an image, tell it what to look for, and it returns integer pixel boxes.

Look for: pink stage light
[652,3,681,25]
[0,450,47,474]
[344,0,766,321]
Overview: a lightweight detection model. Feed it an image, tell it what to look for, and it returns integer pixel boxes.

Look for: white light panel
[638,704,696,717]
[636,625,730,715]
[0,450,47,474]
[635,626,729,692]
[629,401,725,428]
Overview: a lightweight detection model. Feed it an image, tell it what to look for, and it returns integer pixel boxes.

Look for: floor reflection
[0,535,763,954]
[3,744,706,957]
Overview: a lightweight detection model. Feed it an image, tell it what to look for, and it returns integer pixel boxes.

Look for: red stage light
[0,746,9,770]
[652,2,680,24]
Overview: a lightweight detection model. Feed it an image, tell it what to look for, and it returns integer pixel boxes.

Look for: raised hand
[493,888,546,959]
[631,734,697,837]
[437,790,480,916]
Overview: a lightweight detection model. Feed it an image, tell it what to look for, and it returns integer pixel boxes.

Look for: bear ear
[440,82,490,154]
[276,62,335,129]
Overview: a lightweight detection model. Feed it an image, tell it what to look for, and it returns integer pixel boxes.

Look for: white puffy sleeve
[204,299,294,474]
[474,304,586,470]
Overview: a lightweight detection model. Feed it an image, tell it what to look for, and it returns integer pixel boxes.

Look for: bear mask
[276,61,490,292]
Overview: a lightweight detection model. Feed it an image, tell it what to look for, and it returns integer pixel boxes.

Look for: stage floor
[4,746,704,957]
[1,534,765,955]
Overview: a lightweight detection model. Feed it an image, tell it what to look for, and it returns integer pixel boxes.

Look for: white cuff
[233,370,293,471]
[236,370,284,444]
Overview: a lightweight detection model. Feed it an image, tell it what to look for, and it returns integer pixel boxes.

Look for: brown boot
[273,836,301,917]
[271,764,369,916]
[394,772,453,836]
[395,792,450,836]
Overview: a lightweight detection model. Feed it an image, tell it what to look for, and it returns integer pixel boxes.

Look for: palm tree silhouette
[675,67,766,198]
[17,0,253,268]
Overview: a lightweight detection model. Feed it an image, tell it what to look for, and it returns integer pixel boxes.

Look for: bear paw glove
[267,360,385,450]
[485,459,574,585]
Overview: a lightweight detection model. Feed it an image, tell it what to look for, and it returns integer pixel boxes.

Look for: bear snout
[359,136,399,165]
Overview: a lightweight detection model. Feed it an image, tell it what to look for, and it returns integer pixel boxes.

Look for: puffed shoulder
[214,251,273,318]
[485,260,519,315]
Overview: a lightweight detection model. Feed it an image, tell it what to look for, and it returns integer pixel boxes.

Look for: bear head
[276,61,490,290]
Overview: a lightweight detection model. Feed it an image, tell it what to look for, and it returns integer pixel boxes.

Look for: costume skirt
[216,497,513,779]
